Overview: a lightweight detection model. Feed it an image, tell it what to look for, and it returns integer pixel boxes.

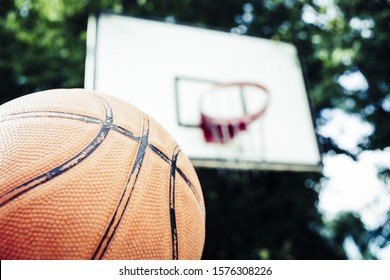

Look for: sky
[316,71,390,259]
[299,0,390,259]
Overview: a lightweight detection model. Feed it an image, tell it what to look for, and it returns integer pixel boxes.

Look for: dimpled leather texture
[0,88,205,260]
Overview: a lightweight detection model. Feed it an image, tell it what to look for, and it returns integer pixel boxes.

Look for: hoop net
[199,82,270,172]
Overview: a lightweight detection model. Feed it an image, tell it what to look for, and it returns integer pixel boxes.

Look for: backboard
[85,13,321,172]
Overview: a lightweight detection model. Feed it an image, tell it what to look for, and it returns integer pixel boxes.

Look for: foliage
[0,0,389,259]
[199,169,344,259]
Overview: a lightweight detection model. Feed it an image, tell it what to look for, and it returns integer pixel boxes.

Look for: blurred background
[0,0,389,259]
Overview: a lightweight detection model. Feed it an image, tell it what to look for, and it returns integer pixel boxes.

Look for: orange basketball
[0,88,205,259]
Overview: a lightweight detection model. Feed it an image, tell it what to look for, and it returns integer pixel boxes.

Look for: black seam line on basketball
[110,124,140,142]
[91,116,149,260]
[0,101,113,208]
[110,124,203,213]
[0,110,182,163]
[175,167,203,210]
[169,146,180,260]
[0,111,141,142]
[148,143,203,209]
[0,111,102,124]
[148,144,170,163]
[91,115,150,260]
[150,143,204,220]
[149,143,204,218]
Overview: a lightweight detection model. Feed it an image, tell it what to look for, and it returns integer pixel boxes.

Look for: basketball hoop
[199,82,270,144]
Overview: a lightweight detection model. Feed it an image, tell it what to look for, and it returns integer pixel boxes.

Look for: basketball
[0,88,205,260]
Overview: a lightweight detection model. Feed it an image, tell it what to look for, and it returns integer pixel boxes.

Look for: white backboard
[85,13,321,171]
